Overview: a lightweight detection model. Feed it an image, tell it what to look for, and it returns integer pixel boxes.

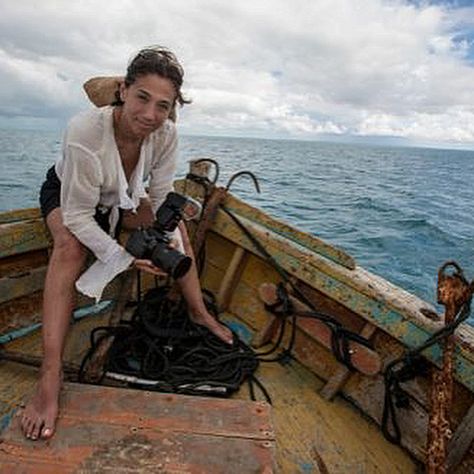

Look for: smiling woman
[19,45,233,443]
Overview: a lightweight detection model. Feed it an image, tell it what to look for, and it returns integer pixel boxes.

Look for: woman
[21,47,233,441]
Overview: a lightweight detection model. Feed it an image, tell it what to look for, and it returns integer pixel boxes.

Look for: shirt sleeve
[60,142,134,301]
[148,123,178,213]
[60,143,122,262]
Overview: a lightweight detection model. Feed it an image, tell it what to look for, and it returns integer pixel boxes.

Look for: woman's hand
[122,198,155,230]
[133,258,167,276]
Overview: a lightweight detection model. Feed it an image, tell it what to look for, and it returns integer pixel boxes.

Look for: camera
[126,192,200,279]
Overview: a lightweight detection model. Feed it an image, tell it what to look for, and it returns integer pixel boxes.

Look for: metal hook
[438,261,467,284]
[225,171,261,194]
[192,158,220,185]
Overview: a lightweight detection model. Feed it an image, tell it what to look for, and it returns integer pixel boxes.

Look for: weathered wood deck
[0,308,416,473]
[0,381,275,473]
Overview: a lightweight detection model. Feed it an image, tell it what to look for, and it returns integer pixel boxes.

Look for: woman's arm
[60,143,131,264]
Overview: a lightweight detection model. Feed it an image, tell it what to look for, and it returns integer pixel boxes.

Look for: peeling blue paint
[0,300,114,344]
[225,320,253,344]
[304,266,474,390]
[298,462,314,473]
[0,407,17,434]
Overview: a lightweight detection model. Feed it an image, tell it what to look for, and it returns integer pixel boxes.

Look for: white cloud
[357,108,474,142]
[1,0,474,147]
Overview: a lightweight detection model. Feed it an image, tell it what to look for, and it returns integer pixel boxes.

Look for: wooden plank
[0,249,48,279]
[0,383,275,473]
[320,323,378,400]
[0,266,47,304]
[191,188,227,257]
[0,350,80,375]
[0,291,43,336]
[0,208,41,225]
[208,211,474,392]
[252,313,280,348]
[0,275,123,339]
[216,246,248,312]
[447,402,474,471]
[0,300,113,345]
[0,219,51,258]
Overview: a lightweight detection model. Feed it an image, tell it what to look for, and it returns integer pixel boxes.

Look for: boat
[0,155,473,472]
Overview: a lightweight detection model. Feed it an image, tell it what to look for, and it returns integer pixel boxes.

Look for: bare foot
[190,311,233,345]
[21,367,62,440]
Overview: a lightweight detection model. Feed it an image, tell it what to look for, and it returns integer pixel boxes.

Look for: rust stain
[427,262,473,474]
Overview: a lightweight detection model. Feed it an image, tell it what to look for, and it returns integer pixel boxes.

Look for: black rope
[79,287,270,403]
[381,298,472,445]
[220,205,374,368]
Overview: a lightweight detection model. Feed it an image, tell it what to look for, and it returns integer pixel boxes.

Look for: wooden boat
[0,161,473,473]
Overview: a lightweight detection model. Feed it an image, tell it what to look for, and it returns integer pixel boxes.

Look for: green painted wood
[175,179,356,270]
[0,208,41,225]
[209,208,474,392]
[0,219,51,258]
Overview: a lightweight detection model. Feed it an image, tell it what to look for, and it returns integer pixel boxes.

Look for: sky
[1,0,474,149]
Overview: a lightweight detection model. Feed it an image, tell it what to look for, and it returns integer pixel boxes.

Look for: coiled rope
[79,286,270,403]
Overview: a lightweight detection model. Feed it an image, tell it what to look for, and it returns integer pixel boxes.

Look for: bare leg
[177,223,233,345]
[21,209,87,440]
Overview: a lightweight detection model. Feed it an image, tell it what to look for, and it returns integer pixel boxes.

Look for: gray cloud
[1,0,474,147]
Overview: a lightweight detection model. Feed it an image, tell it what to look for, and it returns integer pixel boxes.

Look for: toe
[41,425,54,439]
[30,419,43,441]
[224,330,233,345]
[220,325,234,345]
[41,412,57,439]
[23,417,34,439]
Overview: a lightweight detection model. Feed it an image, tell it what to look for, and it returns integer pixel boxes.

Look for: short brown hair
[113,46,191,109]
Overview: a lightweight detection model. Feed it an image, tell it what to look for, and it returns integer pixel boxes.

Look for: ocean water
[1,129,473,317]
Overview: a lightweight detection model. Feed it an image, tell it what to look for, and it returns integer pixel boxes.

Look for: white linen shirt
[55,106,179,301]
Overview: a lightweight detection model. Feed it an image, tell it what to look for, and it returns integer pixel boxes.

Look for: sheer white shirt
[55,106,179,301]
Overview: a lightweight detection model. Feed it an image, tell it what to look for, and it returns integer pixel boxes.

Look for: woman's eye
[138,95,148,102]
[158,103,170,111]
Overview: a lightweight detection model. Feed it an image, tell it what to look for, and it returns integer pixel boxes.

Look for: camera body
[126,192,196,279]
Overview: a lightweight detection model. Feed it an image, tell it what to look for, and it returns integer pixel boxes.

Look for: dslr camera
[126,192,201,279]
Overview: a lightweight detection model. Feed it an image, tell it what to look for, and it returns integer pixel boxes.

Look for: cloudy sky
[1,0,474,149]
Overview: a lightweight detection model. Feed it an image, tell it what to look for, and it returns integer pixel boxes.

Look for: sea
[1,129,473,321]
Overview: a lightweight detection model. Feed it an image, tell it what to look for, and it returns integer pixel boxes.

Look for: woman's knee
[52,230,87,264]
[46,209,86,264]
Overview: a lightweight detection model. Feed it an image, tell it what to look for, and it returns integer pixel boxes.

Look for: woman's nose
[142,103,156,121]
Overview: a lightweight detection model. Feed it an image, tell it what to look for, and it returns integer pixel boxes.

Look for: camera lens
[171,256,192,279]
[151,244,192,279]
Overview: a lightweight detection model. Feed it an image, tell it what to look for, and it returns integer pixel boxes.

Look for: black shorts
[39,166,61,219]
[39,166,121,237]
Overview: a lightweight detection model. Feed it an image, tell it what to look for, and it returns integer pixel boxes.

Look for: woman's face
[119,74,176,139]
